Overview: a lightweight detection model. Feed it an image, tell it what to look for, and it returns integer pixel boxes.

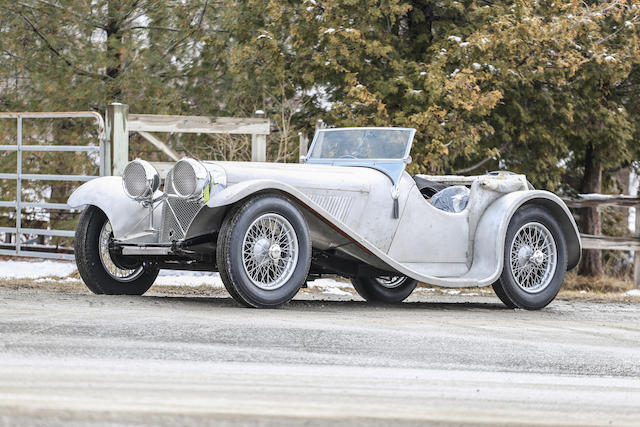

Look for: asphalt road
[0,287,639,426]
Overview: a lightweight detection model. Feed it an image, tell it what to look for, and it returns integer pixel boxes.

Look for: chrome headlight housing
[122,159,160,202]
[171,158,211,200]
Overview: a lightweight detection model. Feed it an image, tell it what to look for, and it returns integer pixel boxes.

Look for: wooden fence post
[106,103,129,175]
[635,202,640,289]
[251,134,267,162]
[298,132,308,162]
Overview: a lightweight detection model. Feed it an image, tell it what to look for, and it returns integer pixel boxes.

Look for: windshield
[308,128,414,160]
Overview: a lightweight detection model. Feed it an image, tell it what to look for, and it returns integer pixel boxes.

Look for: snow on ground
[623,289,640,297]
[306,278,352,296]
[0,260,77,279]
[0,259,349,290]
[155,270,223,288]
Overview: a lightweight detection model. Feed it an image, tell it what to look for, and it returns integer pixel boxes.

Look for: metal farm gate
[0,112,106,260]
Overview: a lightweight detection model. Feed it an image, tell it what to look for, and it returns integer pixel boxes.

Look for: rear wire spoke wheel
[493,205,567,310]
[74,206,159,295]
[509,222,557,294]
[351,275,418,303]
[217,194,311,308]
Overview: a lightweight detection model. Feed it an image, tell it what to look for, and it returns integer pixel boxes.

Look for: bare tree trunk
[578,142,604,276]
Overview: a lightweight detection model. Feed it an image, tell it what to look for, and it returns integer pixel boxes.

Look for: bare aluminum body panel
[68,161,581,288]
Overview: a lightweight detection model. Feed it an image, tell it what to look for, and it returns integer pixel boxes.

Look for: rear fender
[469,190,581,286]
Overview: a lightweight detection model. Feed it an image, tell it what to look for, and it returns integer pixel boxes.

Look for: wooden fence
[562,193,640,288]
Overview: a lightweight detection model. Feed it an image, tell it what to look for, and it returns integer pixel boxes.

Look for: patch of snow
[450,68,460,77]
[442,289,461,295]
[155,270,223,288]
[459,42,469,47]
[323,28,335,34]
[307,278,352,296]
[448,35,462,43]
[472,62,481,70]
[0,260,77,279]
[623,289,640,297]
[580,290,587,294]
[419,71,427,76]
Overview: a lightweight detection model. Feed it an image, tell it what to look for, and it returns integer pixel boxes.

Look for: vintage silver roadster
[68,127,581,309]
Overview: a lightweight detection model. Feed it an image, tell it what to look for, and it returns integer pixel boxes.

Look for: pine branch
[162,0,209,58]
[24,0,108,30]
[454,143,510,175]
[18,11,111,80]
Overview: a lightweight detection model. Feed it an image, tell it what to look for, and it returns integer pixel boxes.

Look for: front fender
[67,176,159,239]
[187,179,349,240]
[206,179,309,209]
[469,190,581,286]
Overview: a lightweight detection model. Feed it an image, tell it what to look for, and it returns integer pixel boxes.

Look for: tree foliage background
[0,0,639,275]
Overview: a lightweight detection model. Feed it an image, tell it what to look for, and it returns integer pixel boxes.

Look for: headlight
[171,158,210,200]
[122,159,160,202]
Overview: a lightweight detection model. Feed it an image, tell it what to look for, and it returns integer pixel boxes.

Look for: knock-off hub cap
[268,244,282,261]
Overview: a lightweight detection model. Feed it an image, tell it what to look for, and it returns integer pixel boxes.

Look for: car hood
[203,161,392,193]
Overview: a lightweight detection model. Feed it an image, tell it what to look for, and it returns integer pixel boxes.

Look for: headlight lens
[171,158,210,200]
[122,159,160,201]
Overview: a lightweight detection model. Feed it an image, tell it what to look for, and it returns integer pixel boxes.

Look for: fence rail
[0,111,105,260]
[562,193,640,288]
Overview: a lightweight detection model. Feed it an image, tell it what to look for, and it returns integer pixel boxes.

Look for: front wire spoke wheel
[509,222,557,294]
[98,221,143,282]
[241,213,299,291]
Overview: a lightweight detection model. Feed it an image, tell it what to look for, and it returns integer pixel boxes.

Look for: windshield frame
[305,127,416,163]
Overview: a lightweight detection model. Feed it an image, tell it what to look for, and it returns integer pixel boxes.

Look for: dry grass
[561,271,635,294]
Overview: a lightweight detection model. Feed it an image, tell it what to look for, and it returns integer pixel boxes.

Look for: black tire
[216,194,312,308]
[491,280,517,308]
[74,206,159,295]
[351,276,418,303]
[492,205,567,310]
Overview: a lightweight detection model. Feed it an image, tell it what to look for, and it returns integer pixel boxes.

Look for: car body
[68,127,581,309]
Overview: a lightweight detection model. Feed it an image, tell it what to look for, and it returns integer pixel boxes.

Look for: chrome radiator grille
[161,170,203,242]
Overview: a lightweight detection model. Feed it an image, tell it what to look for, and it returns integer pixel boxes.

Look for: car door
[387,184,470,276]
